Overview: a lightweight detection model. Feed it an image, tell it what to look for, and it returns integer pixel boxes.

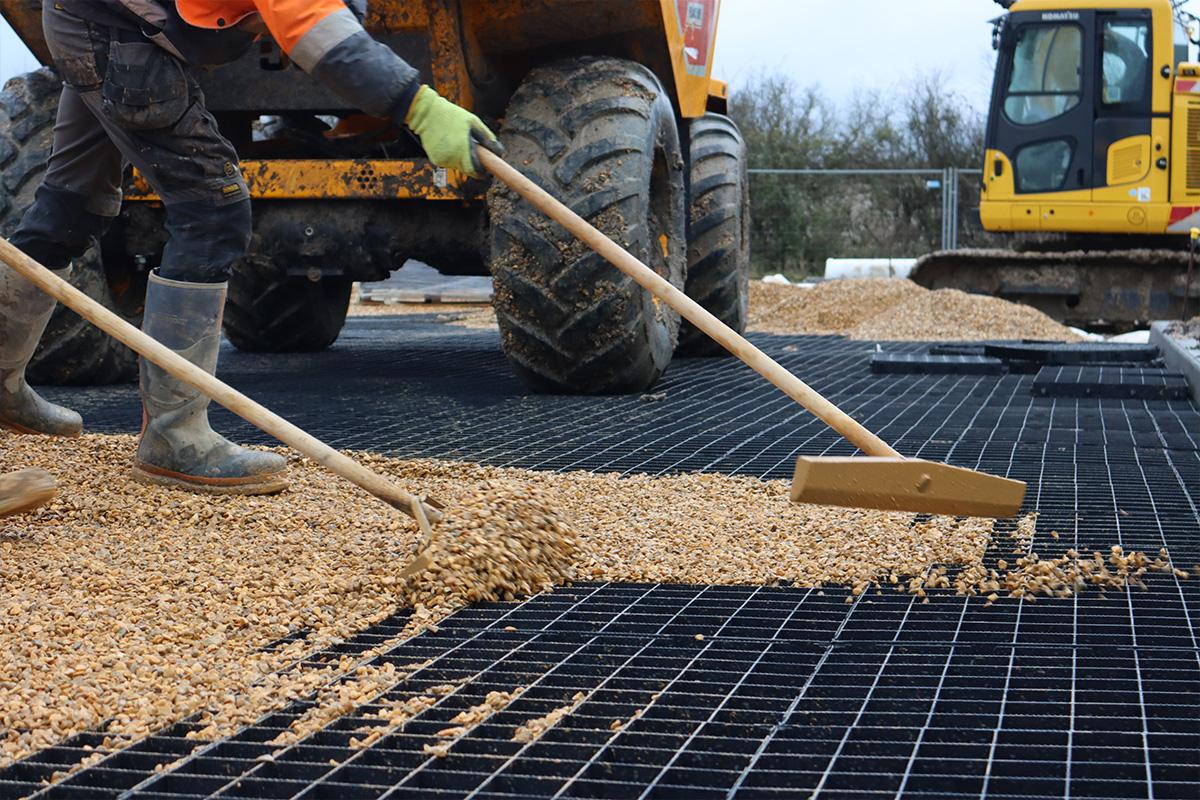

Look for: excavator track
[910,248,1198,332]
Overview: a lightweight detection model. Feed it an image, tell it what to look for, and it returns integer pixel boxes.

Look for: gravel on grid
[268,662,406,747]
[1,433,1186,770]
[349,687,447,750]
[749,280,1081,341]
[433,688,523,740]
[512,692,586,743]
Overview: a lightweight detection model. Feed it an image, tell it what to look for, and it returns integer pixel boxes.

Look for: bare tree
[729,71,995,277]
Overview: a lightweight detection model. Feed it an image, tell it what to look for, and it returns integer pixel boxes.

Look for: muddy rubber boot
[133,273,287,495]
[0,264,83,436]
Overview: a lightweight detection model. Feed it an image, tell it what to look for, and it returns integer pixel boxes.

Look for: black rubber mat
[6,318,1200,799]
[1033,367,1192,400]
[870,352,1005,375]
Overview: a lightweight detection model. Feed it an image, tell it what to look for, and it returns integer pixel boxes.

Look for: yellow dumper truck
[0,0,748,392]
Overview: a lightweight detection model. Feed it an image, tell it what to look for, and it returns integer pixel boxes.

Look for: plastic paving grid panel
[8,584,1199,799]
[9,319,1200,799]
[981,344,1161,366]
[46,319,1200,477]
[1032,367,1192,401]
[870,353,1006,376]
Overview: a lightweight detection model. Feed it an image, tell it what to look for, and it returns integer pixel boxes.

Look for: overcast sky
[714,0,1000,110]
[2,1,1001,111]
[1,16,40,82]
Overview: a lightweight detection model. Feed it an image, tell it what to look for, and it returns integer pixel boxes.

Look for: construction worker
[0,0,500,495]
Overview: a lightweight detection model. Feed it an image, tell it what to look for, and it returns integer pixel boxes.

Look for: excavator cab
[981,3,1171,231]
[912,0,1200,330]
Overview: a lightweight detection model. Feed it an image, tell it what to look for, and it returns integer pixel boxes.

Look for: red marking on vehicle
[1169,206,1199,224]
[676,0,718,71]
[1176,80,1197,93]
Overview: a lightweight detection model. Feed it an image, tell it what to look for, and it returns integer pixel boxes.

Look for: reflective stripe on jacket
[177,0,360,71]
[177,0,420,119]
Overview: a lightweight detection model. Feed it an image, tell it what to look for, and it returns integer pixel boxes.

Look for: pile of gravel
[749,279,1080,341]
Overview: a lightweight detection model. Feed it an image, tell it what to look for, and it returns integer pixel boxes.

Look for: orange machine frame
[0,0,728,202]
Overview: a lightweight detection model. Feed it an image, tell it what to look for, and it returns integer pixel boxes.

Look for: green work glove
[405,85,502,178]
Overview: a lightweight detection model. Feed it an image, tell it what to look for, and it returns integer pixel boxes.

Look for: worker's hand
[405,85,503,178]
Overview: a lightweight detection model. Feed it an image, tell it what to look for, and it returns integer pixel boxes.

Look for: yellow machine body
[911,0,1200,329]
[1,0,727,203]
[979,0,1200,236]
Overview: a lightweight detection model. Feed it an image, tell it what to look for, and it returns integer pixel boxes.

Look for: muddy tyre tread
[677,113,750,357]
[0,68,139,386]
[487,56,687,394]
[223,256,352,353]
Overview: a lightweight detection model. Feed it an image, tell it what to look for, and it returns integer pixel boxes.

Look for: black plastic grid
[1032,367,1191,400]
[44,319,1200,477]
[5,317,1198,799]
[870,353,1005,376]
[9,585,1197,800]
[981,343,1161,365]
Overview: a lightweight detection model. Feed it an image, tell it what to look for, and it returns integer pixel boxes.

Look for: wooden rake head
[791,457,1027,518]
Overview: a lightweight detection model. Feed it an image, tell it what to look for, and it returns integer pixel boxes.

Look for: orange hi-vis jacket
[175,0,359,70]
[75,0,420,121]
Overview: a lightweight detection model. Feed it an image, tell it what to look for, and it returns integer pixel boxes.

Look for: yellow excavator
[912,0,1200,330]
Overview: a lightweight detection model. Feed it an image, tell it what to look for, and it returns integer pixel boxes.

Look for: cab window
[1102,21,1150,106]
[1004,25,1083,125]
[1015,139,1073,192]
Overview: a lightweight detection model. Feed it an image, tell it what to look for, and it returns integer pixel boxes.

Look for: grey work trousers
[10,2,251,282]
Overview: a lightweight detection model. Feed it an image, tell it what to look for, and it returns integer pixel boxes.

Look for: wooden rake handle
[480,149,901,459]
[0,238,443,524]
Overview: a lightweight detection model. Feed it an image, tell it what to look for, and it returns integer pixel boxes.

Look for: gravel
[347,300,499,329]
[1,433,1185,771]
[399,480,578,631]
[349,279,1079,342]
[269,662,406,747]
[512,692,586,743]
[850,287,1083,342]
[749,280,1081,341]
[435,688,523,739]
[748,279,925,335]
[349,688,445,750]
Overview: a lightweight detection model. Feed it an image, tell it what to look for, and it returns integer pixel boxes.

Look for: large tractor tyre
[676,114,751,357]
[0,69,139,385]
[487,56,687,394]
[223,254,353,353]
